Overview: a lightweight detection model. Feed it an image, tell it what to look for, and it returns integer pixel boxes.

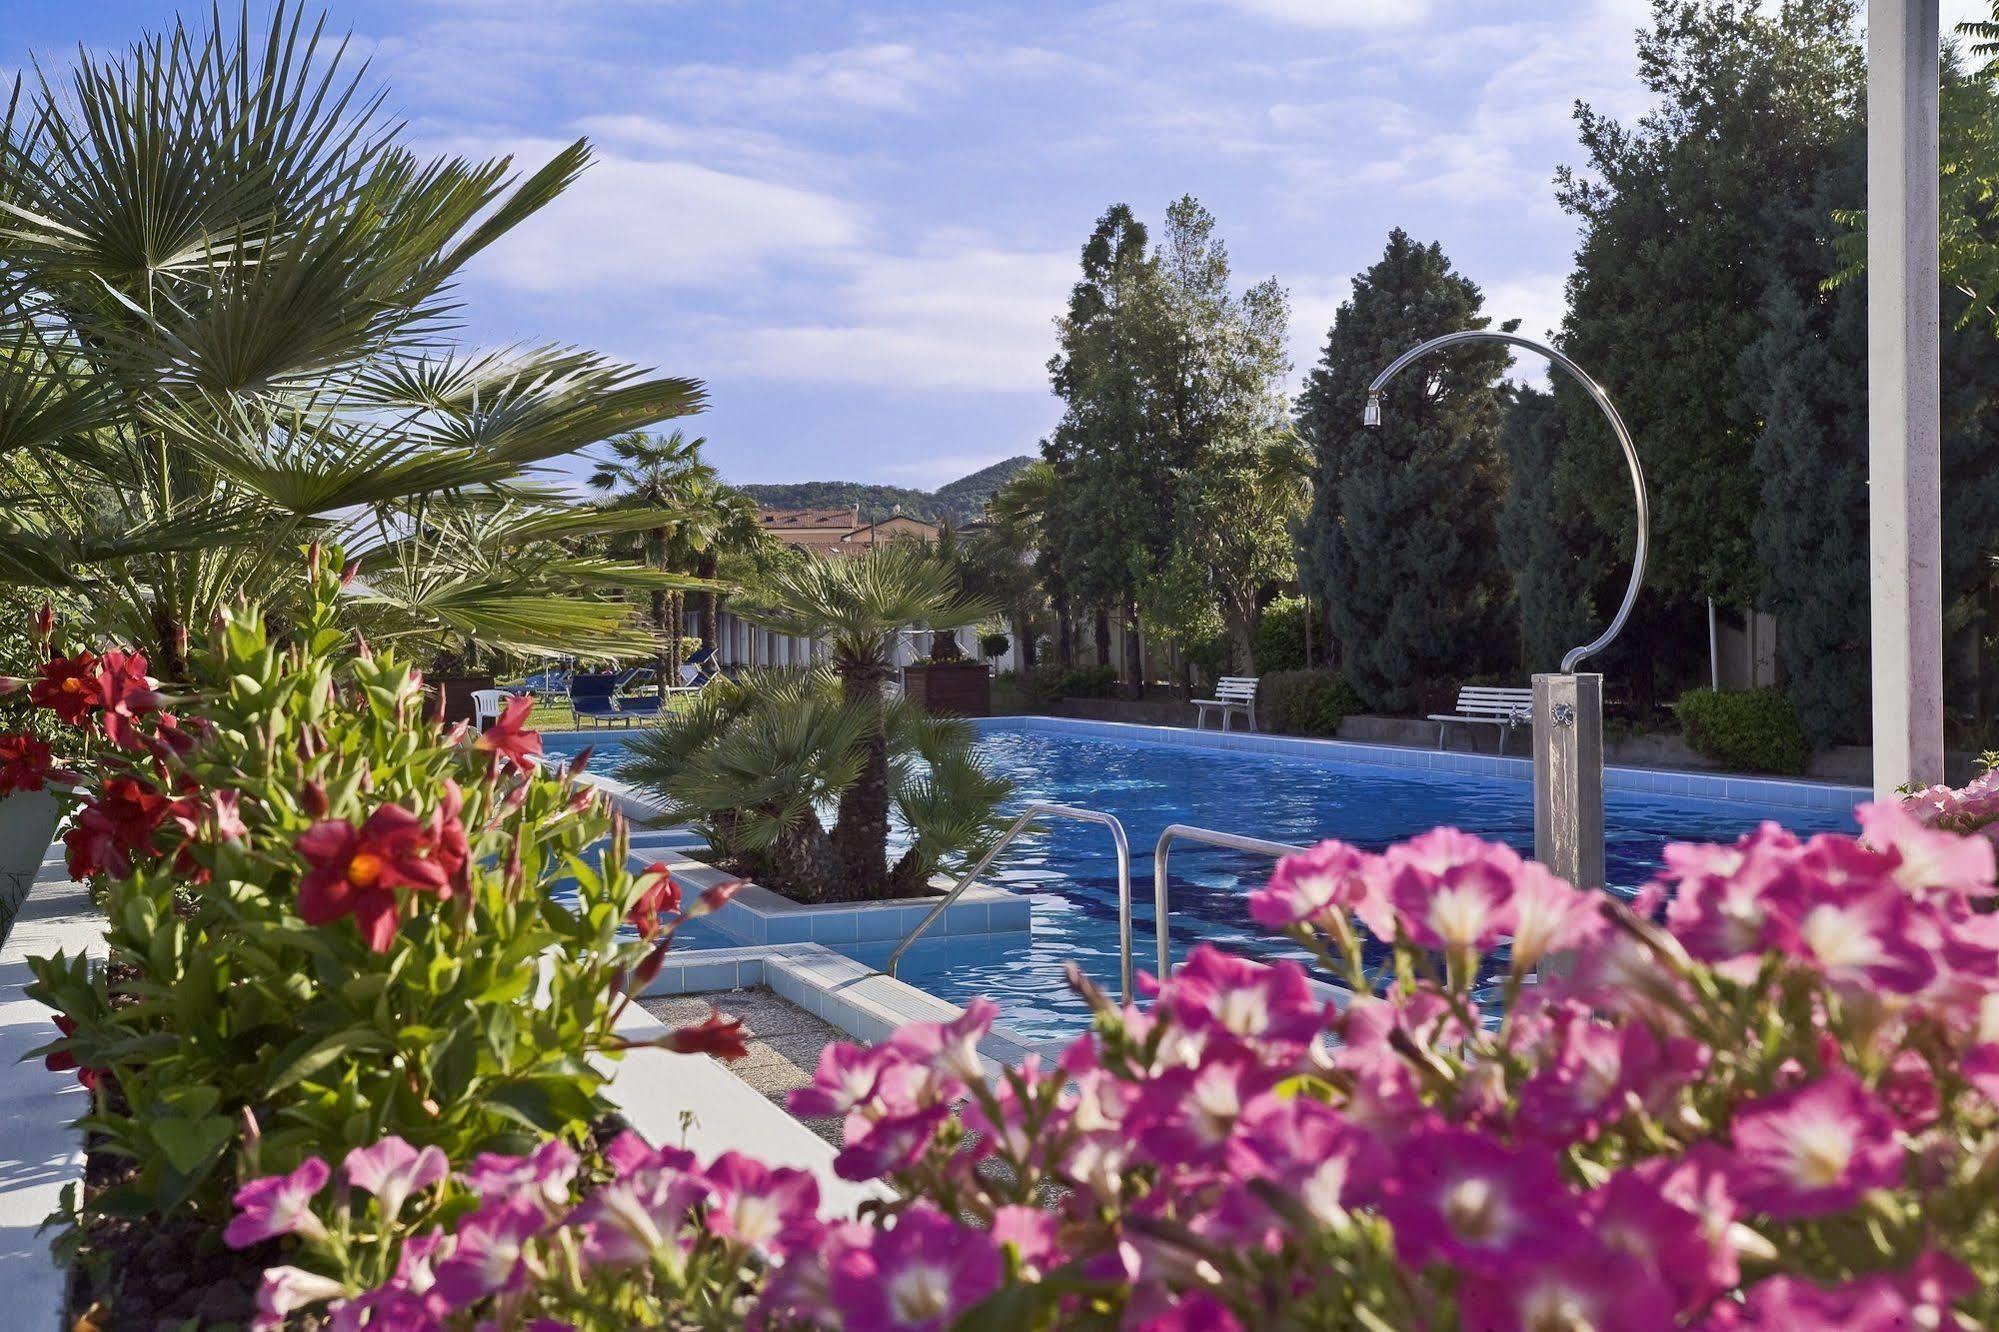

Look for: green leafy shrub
[980,631,1011,660]
[1676,686,1812,774]
[1024,663,1120,705]
[1252,595,1309,673]
[28,552,692,1227]
[1260,668,1363,737]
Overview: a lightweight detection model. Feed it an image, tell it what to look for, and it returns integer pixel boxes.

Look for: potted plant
[904,624,994,718]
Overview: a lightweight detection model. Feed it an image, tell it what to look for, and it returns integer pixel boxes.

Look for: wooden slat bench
[1194,677,1260,732]
[1428,685,1534,754]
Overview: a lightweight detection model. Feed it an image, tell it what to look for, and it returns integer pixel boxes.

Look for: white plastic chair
[470,689,515,730]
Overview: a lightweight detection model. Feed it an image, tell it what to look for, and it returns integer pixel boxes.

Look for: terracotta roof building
[758,506,938,556]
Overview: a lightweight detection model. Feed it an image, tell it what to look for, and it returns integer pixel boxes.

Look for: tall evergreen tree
[1043,204,1164,688]
[1495,387,1613,673]
[1296,230,1512,711]
[1555,0,1864,698]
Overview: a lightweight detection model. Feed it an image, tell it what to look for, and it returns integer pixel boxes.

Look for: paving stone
[638,987,850,1147]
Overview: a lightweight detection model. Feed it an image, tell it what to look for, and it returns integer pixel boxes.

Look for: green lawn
[505,694,698,732]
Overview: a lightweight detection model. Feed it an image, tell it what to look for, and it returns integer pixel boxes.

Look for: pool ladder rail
[886,803,1137,1001]
[884,808,1307,1006]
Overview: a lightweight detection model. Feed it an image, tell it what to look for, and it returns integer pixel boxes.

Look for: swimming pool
[545,719,1865,1044]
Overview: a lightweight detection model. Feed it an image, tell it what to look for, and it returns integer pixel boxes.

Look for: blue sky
[5,1,1983,490]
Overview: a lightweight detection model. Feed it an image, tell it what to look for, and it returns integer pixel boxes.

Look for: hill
[737,455,1032,527]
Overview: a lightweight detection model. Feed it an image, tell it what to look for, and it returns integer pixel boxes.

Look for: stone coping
[975,715,1870,815]
[642,941,1045,1070]
[0,854,102,1331]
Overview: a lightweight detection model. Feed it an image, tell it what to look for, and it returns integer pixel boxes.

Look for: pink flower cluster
[248,785,1999,1330]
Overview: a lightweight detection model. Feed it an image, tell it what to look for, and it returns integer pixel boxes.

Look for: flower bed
[24,552,1999,1329]
[20,551,744,1328]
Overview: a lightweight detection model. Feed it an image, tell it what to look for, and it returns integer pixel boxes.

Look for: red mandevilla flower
[627,862,683,938]
[474,694,543,771]
[42,1014,101,1092]
[31,651,100,725]
[93,648,163,747]
[63,774,170,879]
[0,731,55,795]
[293,801,456,952]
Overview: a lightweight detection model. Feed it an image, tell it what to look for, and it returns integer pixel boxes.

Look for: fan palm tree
[733,544,994,894]
[622,666,1010,902]
[587,430,770,681]
[988,460,1071,667]
[0,5,698,672]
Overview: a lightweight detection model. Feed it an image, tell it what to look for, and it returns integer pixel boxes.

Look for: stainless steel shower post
[1365,332,1646,896]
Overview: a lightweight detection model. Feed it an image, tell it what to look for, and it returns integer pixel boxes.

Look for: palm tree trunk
[1095,607,1112,668]
[650,525,673,687]
[697,551,720,650]
[829,667,892,896]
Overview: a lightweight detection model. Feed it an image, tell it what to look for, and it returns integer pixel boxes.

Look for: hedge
[1024,663,1120,705]
[1675,687,1811,775]
[1260,668,1363,738]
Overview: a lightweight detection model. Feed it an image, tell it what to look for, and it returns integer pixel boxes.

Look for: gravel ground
[639,987,850,1147]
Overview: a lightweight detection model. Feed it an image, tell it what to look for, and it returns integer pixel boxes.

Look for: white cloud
[1208,0,1435,29]
[467,138,865,293]
[717,237,1074,393]
[662,43,957,117]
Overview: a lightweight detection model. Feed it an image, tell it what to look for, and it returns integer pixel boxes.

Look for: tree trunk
[1055,598,1074,668]
[650,584,672,690]
[1095,608,1113,668]
[1123,602,1143,697]
[697,551,720,650]
[1015,606,1038,670]
[829,667,892,897]
[766,817,840,903]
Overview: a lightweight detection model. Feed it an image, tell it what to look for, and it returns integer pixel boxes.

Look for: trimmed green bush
[1676,687,1811,775]
[980,631,1011,660]
[1025,664,1120,705]
[1252,596,1309,673]
[1260,669,1363,737]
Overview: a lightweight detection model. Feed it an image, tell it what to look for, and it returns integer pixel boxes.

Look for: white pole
[1706,598,1720,691]
[1868,0,1944,797]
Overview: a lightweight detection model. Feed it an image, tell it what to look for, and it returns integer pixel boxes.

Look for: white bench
[1428,685,1533,754]
[1194,676,1260,732]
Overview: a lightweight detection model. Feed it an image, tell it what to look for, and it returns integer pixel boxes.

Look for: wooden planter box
[426,673,495,726]
[901,661,991,717]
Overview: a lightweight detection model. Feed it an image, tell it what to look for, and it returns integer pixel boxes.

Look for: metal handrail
[886,803,1136,1001]
[1152,824,1304,976]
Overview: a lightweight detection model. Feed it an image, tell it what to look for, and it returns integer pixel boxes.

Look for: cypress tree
[1296,230,1512,711]
[1495,387,1614,674]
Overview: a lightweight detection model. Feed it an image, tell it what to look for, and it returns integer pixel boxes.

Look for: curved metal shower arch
[1365,330,1649,672]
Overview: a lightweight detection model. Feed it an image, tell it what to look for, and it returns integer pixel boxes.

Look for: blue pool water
[545,725,1862,1044]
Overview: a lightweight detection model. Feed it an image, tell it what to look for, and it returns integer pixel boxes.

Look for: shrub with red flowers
[26,550,736,1244]
[249,781,1999,1330]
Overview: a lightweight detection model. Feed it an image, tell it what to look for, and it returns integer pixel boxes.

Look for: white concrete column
[1868,0,1944,796]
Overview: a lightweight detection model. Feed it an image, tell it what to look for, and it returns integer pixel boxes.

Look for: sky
[2,0,1988,491]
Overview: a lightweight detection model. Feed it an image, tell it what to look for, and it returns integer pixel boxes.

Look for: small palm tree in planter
[622,546,1010,902]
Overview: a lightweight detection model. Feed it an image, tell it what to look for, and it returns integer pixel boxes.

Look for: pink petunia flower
[567,1165,709,1270]
[1458,1248,1676,1332]
[1505,861,1606,973]
[1130,1291,1245,1332]
[1159,945,1327,1058]
[1588,1150,1741,1314]
[250,1266,347,1332]
[429,1195,551,1304]
[1384,827,1519,955]
[225,1157,332,1249]
[1858,800,1996,899]
[343,1136,448,1221]
[1377,1127,1581,1277]
[458,1138,580,1215]
[826,1205,1002,1331]
[1724,1068,1903,1217]
[1729,1251,1974,1331]
[701,1150,822,1256]
[1249,839,1376,929]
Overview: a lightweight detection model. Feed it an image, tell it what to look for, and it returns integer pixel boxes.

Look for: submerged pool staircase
[885,806,1304,1005]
